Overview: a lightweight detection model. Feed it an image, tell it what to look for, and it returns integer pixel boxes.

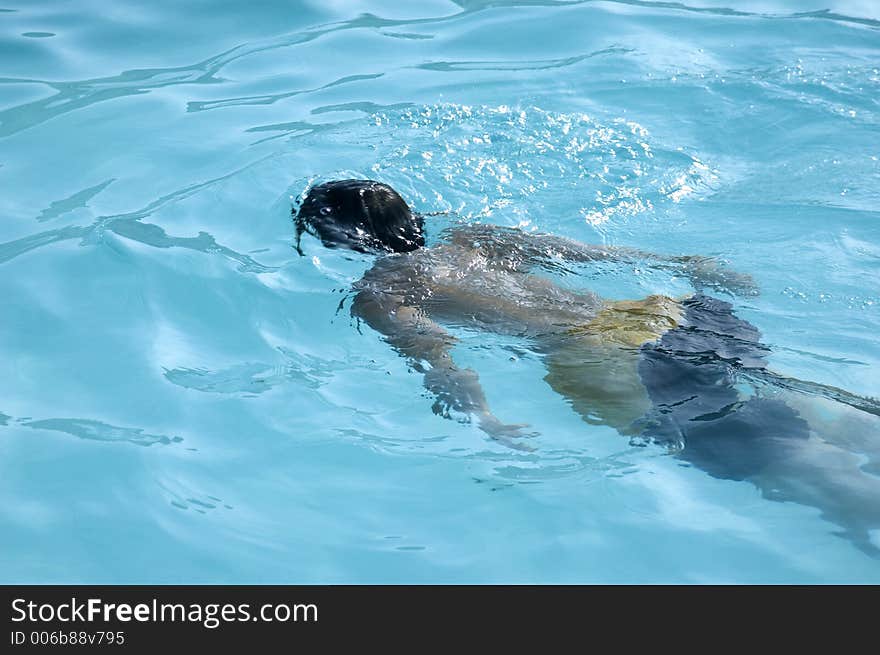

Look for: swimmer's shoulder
[355,248,434,296]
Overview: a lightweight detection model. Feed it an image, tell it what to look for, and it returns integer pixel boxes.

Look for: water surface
[1,0,879,582]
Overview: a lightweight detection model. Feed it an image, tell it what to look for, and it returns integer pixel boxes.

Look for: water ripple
[381,31,435,40]
[186,73,384,113]
[418,48,632,73]
[454,0,880,29]
[1,1,874,141]
[163,357,331,395]
[36,178,115,222]
[0,156,276,270]
[24,418,183,447]
[0,32,320,137]
[244,119,331,146]
[310,100,414,116]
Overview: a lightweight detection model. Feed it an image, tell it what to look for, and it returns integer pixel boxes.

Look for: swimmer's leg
[780,392,880,473]
[638,294,880,554]
[742,367,880,419]
[658,392,880,555]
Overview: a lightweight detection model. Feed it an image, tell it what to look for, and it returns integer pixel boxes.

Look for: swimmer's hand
[675,256,759,297]
[424,365,536,450]
[477,412,537,452]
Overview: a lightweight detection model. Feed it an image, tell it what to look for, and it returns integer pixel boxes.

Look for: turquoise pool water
[1,1,879,583]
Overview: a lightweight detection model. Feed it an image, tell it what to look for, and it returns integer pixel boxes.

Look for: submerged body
[298,179,880,554]
[357,240,607,337]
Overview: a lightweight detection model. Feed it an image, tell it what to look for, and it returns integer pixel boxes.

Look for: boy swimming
[295,179,880,553]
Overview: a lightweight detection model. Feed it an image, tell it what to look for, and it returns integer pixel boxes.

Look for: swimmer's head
[294,179,424,255]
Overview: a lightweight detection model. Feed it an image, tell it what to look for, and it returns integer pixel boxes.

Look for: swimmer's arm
[351,290,532,449]
[444,224,759,296]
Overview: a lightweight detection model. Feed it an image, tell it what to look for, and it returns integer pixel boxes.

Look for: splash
[354,104,718,228]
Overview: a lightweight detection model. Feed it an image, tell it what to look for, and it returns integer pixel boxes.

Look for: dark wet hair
[294,179,424,255]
